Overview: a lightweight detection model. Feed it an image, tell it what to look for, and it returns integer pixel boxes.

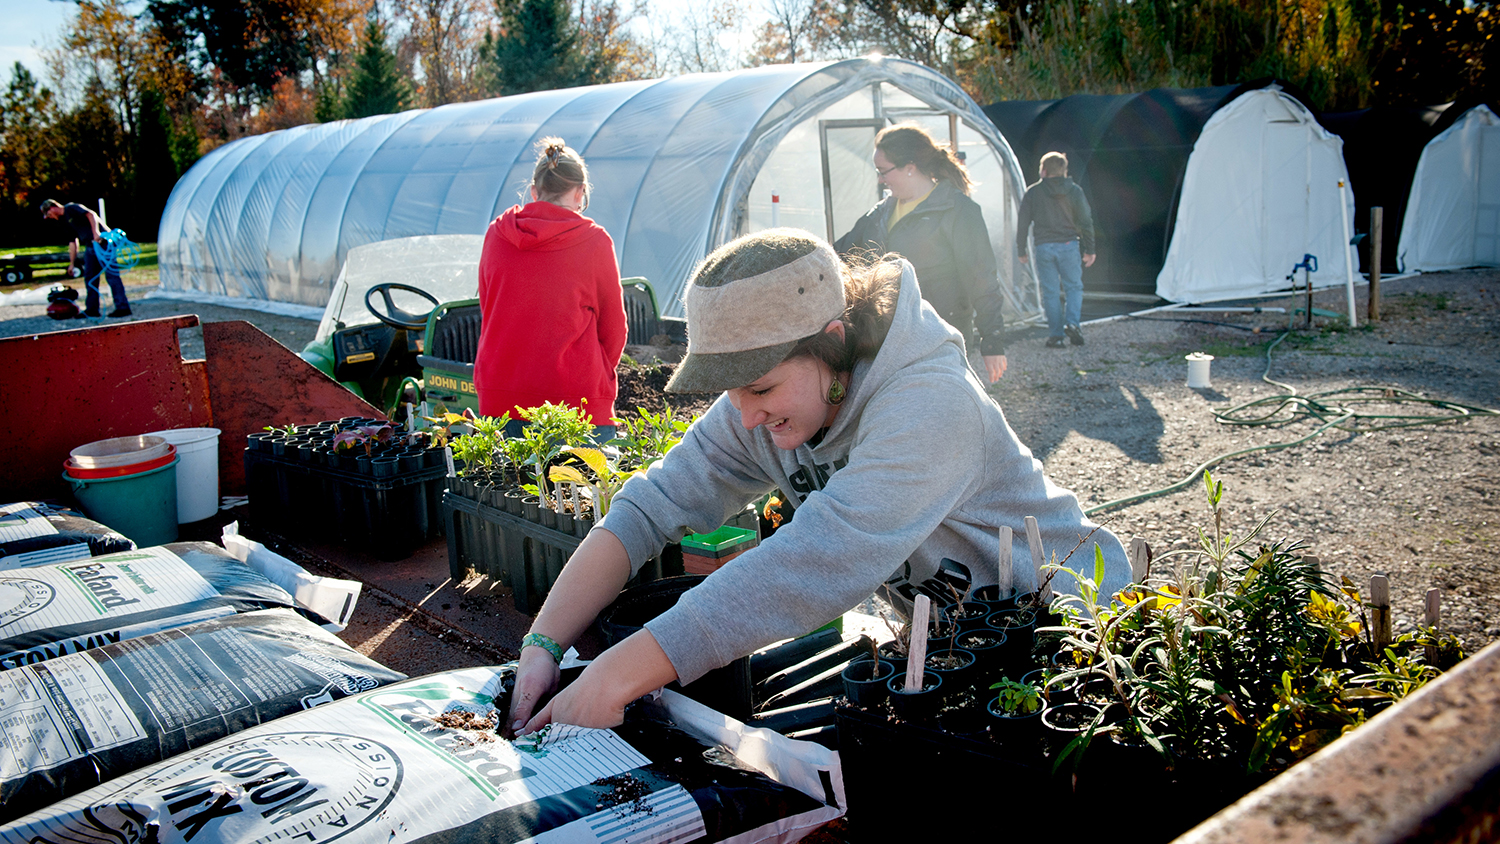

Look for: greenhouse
[1397,104,1500,272]
[157,58,1034,320]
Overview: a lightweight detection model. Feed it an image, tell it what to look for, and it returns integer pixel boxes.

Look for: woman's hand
[520,628,679,734]
[506,647,560,737]
[983,354,1008,383]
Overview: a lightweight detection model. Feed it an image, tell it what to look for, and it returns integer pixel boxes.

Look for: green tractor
[300,234,677,425]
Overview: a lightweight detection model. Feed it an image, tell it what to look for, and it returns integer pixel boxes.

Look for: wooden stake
[997,526,1014,599]
[1425,588,1441,663]
[1370,575,1392,652]
[1025,516,1050,603]
[904,594,930,693]
[1368,206,1383,322]
[1128,537,1150,584]
[1303,554,1321,573]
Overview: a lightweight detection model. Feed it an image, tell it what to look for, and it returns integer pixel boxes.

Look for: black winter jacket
[1015,176,1095,257]
[834,180,1006,356]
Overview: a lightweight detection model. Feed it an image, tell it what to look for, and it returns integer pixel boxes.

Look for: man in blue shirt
[39,199,131,318]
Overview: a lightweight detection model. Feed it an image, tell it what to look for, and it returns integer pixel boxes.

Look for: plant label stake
[1025,516,1050,603]
[997,525,1013,598]
[1425,588,1442,663]
[1370,574,1392,652]
[1128,537,1150,584]
[904,594,930,693]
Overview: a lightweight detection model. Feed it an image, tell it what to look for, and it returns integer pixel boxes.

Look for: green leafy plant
[515,402,595,507]
[548,446,641,518]
[990,677,1043,715]
[609,406,690,471]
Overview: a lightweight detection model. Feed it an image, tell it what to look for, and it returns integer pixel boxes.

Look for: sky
[0,0,75,83]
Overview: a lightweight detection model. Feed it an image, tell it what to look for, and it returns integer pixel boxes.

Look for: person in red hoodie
[475,138,627,438]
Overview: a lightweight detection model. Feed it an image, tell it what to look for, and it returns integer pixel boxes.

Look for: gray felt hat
[667,229,846,394]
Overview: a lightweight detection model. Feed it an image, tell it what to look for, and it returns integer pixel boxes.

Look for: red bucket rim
[65,445,177,478]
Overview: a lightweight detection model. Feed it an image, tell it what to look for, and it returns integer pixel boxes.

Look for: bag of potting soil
[0,501,134,570]
[0,668,845,844]
[221,522,363,633]
[0,542,301,670]
[0,608,405,823]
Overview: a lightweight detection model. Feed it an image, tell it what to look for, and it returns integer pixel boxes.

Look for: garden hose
[91,229,142,273]
[1084,327,1500,517]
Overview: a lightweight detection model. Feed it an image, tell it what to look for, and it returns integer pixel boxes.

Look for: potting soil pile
[0,667,845,844]
[0,501,134,569]
[0,608,406,822]
[0,542,301,669]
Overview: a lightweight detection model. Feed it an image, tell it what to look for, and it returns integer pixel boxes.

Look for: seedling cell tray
[244,449,445,560]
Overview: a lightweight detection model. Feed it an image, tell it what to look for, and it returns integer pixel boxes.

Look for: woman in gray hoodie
[507,229,1129,735]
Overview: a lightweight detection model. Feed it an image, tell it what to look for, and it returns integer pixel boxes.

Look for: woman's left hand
[521,628,679,733]
[984,354,1007,383]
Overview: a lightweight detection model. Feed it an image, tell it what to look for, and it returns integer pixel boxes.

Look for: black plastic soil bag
[0,501,134,568]
[0,542,300,670]
[0,608,406,823]
[0,667,843,844]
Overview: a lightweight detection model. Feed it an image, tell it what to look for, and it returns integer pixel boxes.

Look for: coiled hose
[1084,321,1500,516]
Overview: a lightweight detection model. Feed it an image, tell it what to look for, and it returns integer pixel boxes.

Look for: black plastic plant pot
[948,602,992,633]
[573,515,593,539]
[598,575,752,721]
[840,658,894,709]
[1041,701,1104,746]
[973,584,1025,613]
[522,495,541,523]
[504,488,525,515]
[986,696,1044,753]
[372,456,399,479]
[987,608,1037,666]
[956,629,1009,685]
[355,455,373,475]
[924,646,978,697]
[398,451,423,473]
[886,672,943,724]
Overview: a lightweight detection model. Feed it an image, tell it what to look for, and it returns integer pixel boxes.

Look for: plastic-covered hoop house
[158,58,1032,320]
[984,82,1355,304]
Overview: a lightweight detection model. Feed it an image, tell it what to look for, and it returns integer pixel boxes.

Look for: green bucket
[66,457,180,548]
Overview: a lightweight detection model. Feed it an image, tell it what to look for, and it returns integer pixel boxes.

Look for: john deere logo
[0,578,54,628]
[25,732,403,844]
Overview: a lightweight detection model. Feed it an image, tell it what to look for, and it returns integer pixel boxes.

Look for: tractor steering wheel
[365,283,440,331]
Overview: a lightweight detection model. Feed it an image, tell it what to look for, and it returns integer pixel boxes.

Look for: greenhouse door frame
[817,111,962,243]
[819,118,886,243]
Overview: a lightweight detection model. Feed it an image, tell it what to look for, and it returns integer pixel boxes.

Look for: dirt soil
[5,270,1496,656]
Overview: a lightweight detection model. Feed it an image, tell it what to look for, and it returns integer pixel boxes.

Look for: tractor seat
[417,301,482,376]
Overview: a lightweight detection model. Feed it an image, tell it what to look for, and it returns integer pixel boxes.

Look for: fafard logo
[0,577,55,628]
[20,732,402,844]
[63,560,144,611]
[362,680,536,800]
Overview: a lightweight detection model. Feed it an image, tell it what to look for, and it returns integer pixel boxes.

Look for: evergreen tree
[342,19,413,119]
[485,0,597,95]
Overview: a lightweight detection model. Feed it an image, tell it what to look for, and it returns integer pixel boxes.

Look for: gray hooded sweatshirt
[598,261,1129,684]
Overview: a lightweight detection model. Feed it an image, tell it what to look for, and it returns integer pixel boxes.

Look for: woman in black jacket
[835,123,1007,383]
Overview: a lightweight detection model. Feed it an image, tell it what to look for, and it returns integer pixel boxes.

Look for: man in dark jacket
[1016,152,1093,347]
[39,199,131,318]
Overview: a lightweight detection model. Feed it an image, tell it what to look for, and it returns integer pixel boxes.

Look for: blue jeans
[82,247,127,315]
[1034,240,1083,336]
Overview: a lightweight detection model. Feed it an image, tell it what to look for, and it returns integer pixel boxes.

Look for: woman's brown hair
[530,136,590,207]
[875,123,973,196]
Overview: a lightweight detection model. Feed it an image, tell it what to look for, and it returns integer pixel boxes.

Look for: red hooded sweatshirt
[474,201,627,425]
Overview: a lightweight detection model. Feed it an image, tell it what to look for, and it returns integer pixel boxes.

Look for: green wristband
[521,632,565,664]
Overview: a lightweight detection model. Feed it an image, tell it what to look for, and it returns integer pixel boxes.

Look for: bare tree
[392,0,494,106]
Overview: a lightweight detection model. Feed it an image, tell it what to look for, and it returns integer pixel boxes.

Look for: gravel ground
[991,269,1500,654]
[6,269,1495,654]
